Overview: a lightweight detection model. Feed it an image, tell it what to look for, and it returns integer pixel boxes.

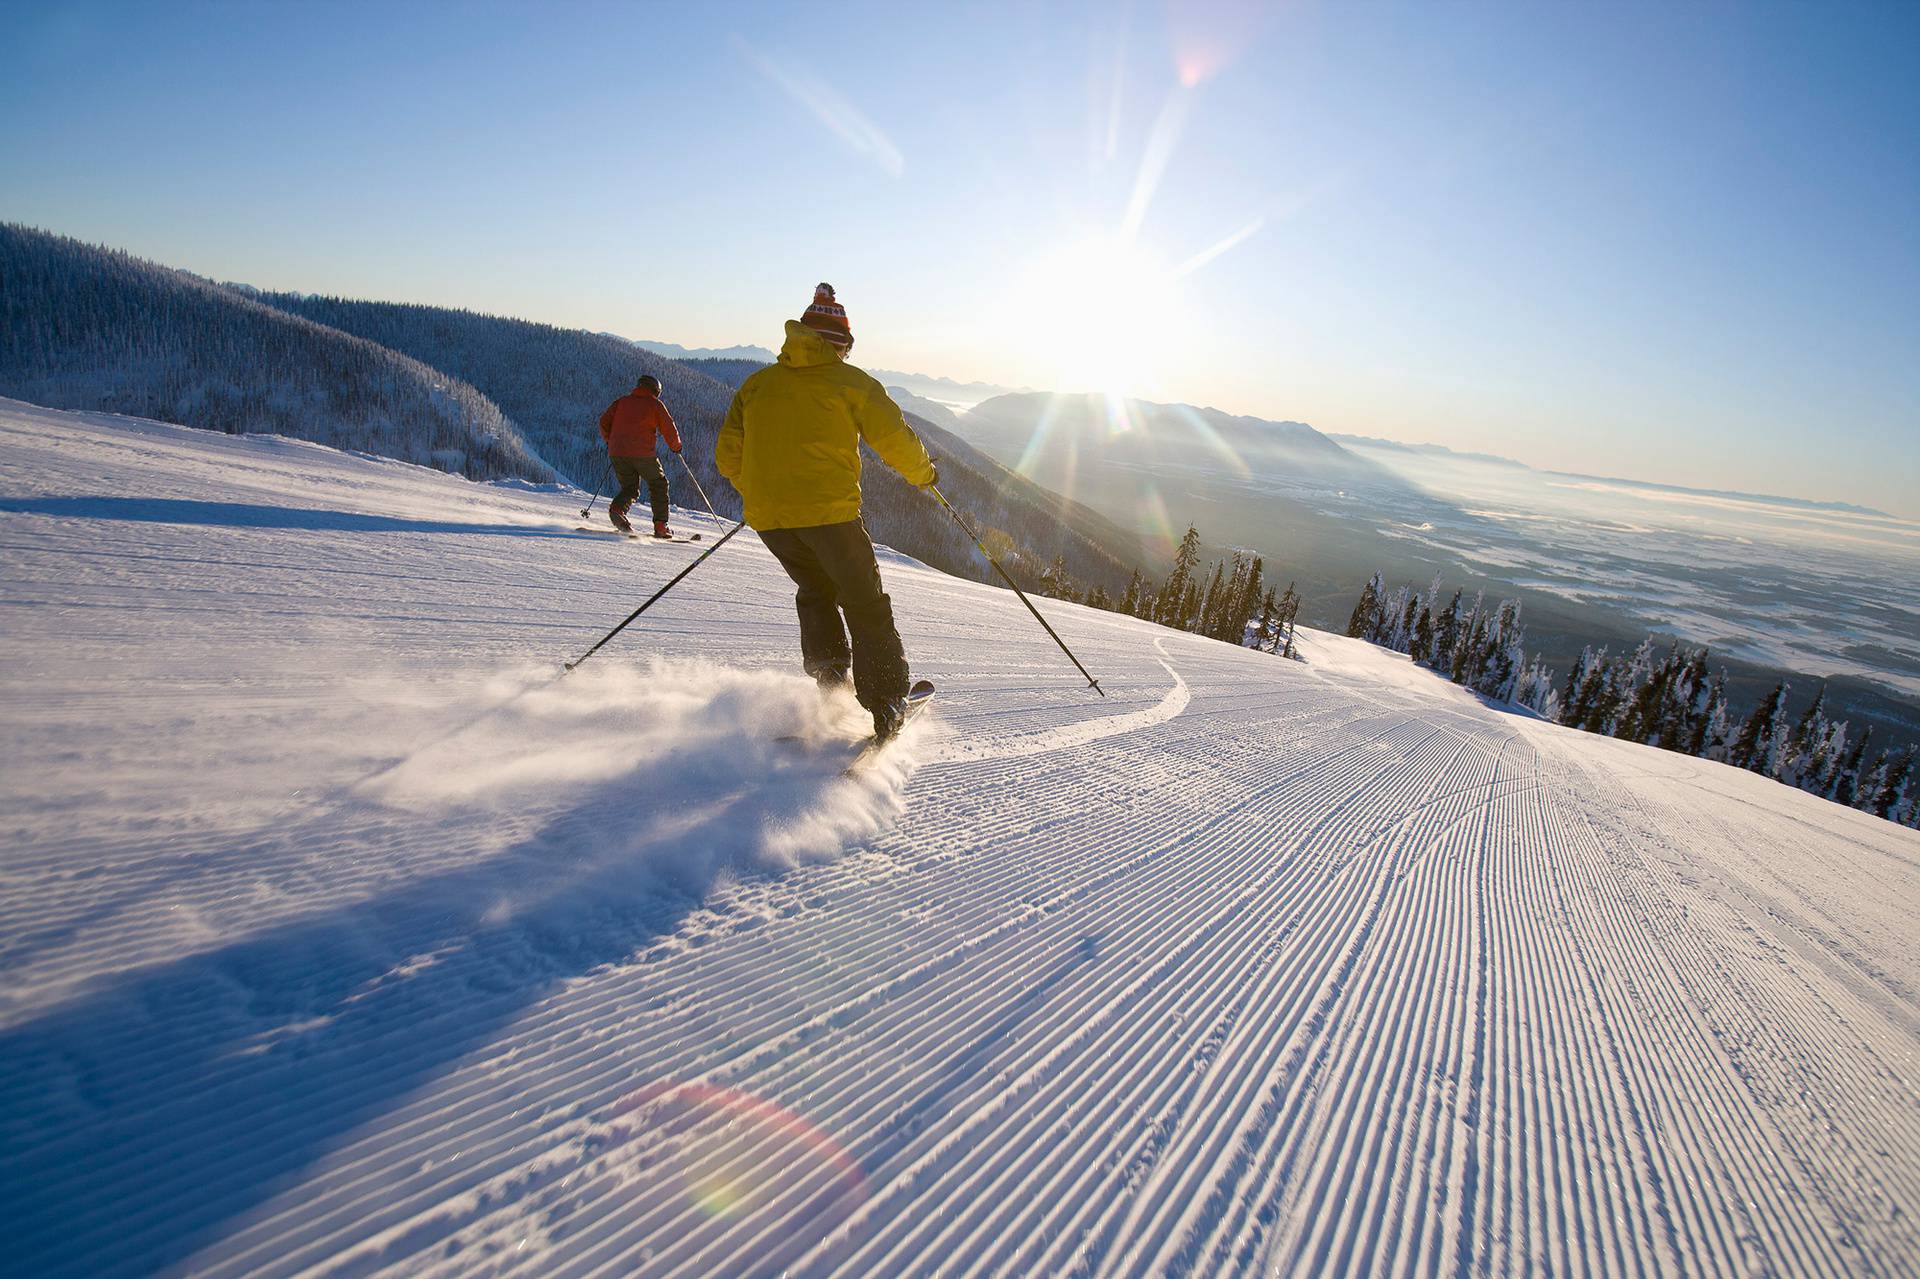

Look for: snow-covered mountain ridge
[1,399,1915,1277]
[0,224,552,484]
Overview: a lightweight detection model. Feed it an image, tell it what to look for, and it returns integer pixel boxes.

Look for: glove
[921,461,938,488]
[670,446,682,455]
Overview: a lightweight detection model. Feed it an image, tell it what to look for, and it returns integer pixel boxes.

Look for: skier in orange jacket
[598,374,683,537]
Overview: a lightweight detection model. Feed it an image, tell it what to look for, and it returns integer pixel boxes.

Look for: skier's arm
[598,403,615,446]
[658,402,683,454]
[715,388,745,481]
[855,381,935,487]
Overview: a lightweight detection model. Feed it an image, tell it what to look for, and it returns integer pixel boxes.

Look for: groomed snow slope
[2,398,1916,1278]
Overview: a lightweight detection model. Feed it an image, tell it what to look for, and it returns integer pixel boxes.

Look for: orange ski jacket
[599,386,682,458]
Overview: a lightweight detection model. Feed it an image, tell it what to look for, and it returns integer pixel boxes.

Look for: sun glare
[1012,234,1177,399]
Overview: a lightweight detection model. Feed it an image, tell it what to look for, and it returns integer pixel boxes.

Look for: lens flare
[607,1081,867,1226]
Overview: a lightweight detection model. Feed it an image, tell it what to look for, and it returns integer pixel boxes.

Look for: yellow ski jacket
[716,321,936,531]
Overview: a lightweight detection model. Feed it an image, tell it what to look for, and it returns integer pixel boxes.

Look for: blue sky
[4,0,1916,514]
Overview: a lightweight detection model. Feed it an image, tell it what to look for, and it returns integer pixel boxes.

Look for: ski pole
[580,461,613,519]
[562,519,748,672]
[674,451,725,533]
[926,483,1104,697]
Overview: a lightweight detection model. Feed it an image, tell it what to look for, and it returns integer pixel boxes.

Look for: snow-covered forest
[0,225,552,483]
[1343,572,1920,828]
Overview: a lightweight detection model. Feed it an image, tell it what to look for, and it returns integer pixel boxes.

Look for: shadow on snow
[0,495,587,538]
[0,735,875,1276]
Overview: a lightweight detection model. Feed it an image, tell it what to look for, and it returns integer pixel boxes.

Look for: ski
[843,680,936,775]
[570,527,703,542]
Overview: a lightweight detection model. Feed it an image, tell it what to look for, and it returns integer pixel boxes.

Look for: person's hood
[778,319,844,369]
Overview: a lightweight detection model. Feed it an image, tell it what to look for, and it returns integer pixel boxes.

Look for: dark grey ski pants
[611,455,669,526]
[758,518,909,711]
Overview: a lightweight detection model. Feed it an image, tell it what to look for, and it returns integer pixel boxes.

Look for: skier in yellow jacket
[716,283,936,739]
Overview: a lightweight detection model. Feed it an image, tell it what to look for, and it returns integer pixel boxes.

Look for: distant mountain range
[1327,435,1533,470]
[946,391,1422,618]
[964,393,1393,486]
[617,338,778,363]
[866,369,1027,409]
[1332,433,1894,517]
[604,340,1893,521]
[614,338,1025,410]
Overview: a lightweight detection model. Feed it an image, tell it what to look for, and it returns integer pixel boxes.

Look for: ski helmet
[637,374,661,393]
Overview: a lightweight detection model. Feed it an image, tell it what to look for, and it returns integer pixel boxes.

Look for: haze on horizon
[3,0,1915,516]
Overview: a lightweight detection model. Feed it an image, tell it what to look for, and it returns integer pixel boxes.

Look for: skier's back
[716,283,935,738]
[598,374,682,537]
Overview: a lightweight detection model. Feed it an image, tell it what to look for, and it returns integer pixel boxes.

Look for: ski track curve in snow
[923,636,1190,766]
[1,401,1917,1279]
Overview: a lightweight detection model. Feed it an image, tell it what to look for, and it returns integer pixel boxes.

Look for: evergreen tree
[1690,672,1729,759]
[1253,587,1277,652]
[1119,569,1143,617]
[1782,685,1829,788]
[1221,554,1251,641]
[1832,727,1872,808]
[1430,590,1462,671]
[1155,526,1202,625]
[1238,556,1265,645]
[1347,572,1384,639]
[1730,683,1789,774]
[1560,647,1596,727]
[1198,561,1227,637]
[1592,657,1632,737]
[1514,658,1556,715]
[1871,747,1914,819]
[1611,638,1659,738]
[1398,591,1421,653]
[1480,600,1524,700]
[1665,648,1711,753]
[1701,694,1732,763]
[1277,582,1302,658]
[1857,752,1892,814]
[1617,643,1674,744]
[1810,720,1846,798]
[1377,585,1408,647]
[1424,574,1444,637]
[1762,695,1795,779]
[1040,552,1073,602]
[1451,592,1486,685]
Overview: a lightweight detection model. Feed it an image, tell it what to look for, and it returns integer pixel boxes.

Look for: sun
[1011,234,1175,400]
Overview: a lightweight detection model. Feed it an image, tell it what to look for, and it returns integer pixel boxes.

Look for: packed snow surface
[2,398,1916,1278]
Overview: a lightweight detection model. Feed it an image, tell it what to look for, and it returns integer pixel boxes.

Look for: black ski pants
[759,518,909,711]
[611,455,669,526]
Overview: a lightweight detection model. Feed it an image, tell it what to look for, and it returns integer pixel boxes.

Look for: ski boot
[609,502,633,534]
[808,662,852,694]
[872,698,910,742]
[872,680,935,742]
[652,521,675,540]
